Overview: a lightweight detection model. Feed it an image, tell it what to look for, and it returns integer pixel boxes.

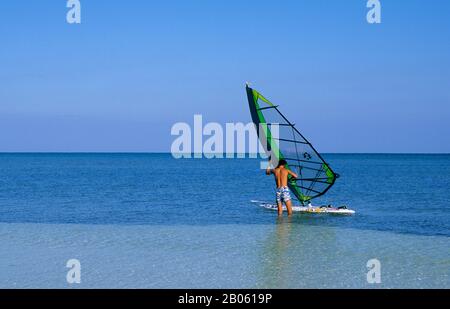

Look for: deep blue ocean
[0,153,449,237]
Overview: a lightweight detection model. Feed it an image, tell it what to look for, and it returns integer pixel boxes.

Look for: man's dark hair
[277,159,287,167]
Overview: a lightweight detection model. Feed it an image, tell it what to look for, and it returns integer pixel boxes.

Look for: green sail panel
[246,85,338,204]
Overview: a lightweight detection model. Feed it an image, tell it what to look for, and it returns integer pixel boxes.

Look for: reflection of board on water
[251,200,355,215]
[246,84,352,212]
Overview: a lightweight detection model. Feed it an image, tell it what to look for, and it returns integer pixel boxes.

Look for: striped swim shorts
[276,186,291,203]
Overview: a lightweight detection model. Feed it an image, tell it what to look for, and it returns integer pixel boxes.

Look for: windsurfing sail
[246,84,338,205]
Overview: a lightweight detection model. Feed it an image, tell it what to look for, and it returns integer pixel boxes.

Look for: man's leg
[276,190,283,216]
[285,199,293,216]
[277,202,283,216]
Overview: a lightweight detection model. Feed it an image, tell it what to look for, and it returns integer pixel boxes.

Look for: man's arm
[265,158,274,175]
[287,169,298,179]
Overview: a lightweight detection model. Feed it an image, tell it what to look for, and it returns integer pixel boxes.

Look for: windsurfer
[266,159,298,216]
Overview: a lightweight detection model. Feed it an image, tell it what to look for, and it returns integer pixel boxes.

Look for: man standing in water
[266,159,298,216]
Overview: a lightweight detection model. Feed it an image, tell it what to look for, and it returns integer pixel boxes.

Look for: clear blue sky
[1,0,449,152]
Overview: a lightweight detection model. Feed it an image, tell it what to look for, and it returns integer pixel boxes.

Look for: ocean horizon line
[0,152,449,155]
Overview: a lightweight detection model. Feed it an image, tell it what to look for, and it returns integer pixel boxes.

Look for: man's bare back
[271,167,296,188]
[266,159,298,216]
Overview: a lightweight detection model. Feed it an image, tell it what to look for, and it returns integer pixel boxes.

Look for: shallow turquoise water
[0,223,448,288]
[0,153,448,288]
